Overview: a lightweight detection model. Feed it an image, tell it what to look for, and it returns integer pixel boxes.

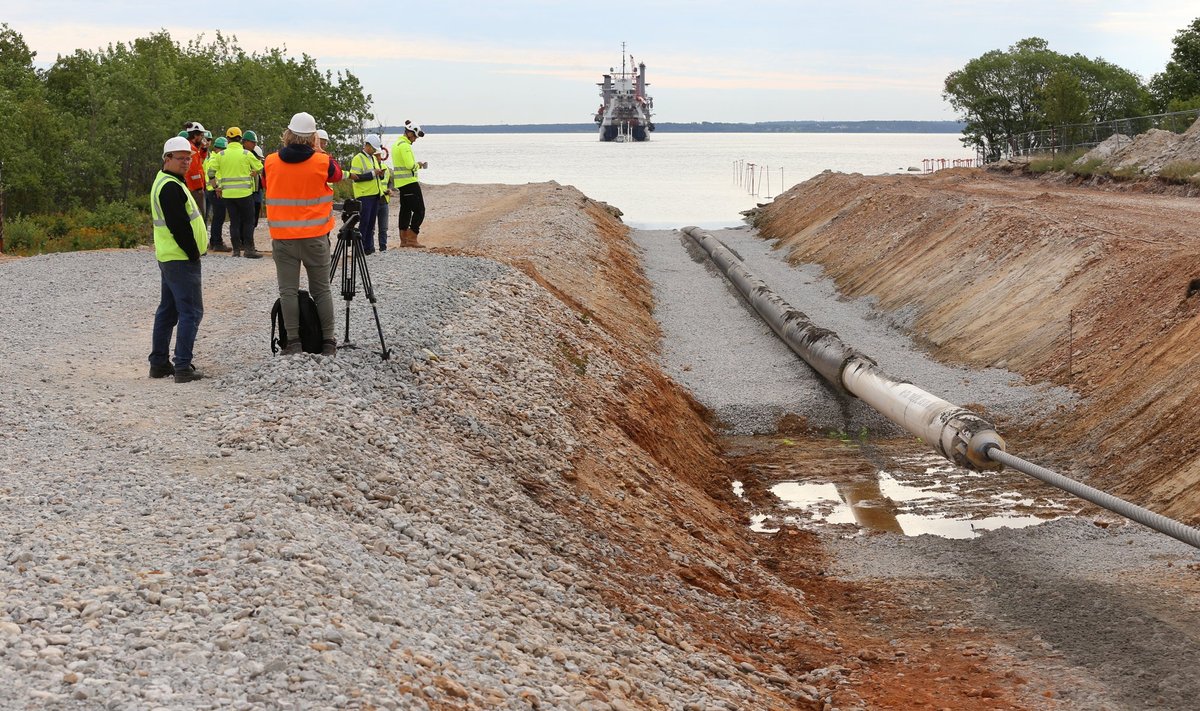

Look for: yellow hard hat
[226,126,242,139]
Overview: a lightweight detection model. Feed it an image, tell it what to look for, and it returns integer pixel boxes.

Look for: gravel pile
[0,236,780,709]
[632,226,1077,436]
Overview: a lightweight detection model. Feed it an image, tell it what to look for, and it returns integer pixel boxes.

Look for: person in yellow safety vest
[391,120,428,248]
[349,134,387,254]
[214,126,264,258]
[377,163,394,251]
[204,136,231,252]
[148,136,207,384]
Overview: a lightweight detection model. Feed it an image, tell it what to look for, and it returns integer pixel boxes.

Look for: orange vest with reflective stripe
[264,152,335,240]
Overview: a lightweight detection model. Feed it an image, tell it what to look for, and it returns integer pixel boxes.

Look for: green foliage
[944,37,1148,161]
[1,201,147,255]
[1150,17,1200,110]
[0,25,373,224]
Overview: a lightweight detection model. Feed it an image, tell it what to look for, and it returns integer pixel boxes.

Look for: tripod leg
[350,235,391,360]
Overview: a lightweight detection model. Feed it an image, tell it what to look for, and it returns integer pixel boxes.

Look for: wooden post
[1067,310,1074,385]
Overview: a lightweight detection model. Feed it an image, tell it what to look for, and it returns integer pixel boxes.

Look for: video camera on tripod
[329,197,391,360]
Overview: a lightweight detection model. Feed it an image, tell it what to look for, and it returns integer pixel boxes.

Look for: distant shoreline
[379,121,965,135]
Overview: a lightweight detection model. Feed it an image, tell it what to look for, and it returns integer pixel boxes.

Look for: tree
[945,37,1149,160]
[944,38,1061,160]
[0,25,375,217]
[1150,17,1200,110]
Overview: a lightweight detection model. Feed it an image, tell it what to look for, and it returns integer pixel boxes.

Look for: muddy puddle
[725,435,1079,540]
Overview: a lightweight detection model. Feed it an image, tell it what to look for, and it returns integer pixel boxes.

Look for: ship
[594,44,654,142]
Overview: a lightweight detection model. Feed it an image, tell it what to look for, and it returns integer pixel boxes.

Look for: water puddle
[729,442,1075,540]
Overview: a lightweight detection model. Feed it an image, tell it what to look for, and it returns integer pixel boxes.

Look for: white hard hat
[365,134,383,149]
[404,120,424,137]
[287,112,317,134]
[252,146,264,160]
[184,121,206,134]
[163,136,194,157]
[316,129,329,141]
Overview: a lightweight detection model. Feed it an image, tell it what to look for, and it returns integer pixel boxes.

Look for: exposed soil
[752,168,1200,522]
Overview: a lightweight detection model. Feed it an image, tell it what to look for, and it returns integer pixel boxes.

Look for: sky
[4,1,1198,125]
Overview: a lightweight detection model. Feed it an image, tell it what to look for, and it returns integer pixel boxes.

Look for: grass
[1027,149,1089,174]
[1069,158,1106,177]
[1158,161,1200,184]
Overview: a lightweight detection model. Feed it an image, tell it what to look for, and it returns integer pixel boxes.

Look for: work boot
[243,249,263,259]
[280,341,302,356]
[321,339,338,356]
[231,249,241,258]
[210,243,232,253]
[401,229,426,248]
[174,365,204,383]
[149,362,174,379]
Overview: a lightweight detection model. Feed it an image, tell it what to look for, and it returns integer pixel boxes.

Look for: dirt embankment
[752,169,1200,521]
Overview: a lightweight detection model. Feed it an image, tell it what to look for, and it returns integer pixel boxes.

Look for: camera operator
[263,112,343,356]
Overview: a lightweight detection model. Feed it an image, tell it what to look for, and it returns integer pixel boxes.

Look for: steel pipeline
[682,226,1003,470]
[681,226,1200,548]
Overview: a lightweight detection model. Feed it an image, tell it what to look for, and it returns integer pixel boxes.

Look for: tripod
[329,212,392,360]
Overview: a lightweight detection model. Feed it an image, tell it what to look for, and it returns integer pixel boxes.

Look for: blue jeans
[150,260,204,371]
[358,195,380,253]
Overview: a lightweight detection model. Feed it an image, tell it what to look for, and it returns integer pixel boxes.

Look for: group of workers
[149,113,429,382]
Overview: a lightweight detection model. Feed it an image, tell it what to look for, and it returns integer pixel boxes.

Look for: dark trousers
[225,195,257,252]
[191,189,207,226]
[252,190,263,232]
[150,260,204,371]
[358,195,380,253]
[377,198,390,250]
[397,183,425,234]
[208,194,226,247]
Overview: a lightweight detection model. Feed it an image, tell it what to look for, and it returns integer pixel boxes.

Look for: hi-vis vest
[264,152,336,240]
[204,151,221,192]
[150,171,207,262]
[214,142,262,199]
[350,151,384,198]
[391,136,419,187]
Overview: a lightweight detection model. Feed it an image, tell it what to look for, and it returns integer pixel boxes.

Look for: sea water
[379,132,975,229]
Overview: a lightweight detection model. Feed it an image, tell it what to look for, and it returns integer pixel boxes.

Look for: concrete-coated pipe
[682,226,1004,470]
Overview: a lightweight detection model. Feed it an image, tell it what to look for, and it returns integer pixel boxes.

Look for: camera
[341,197,361,223]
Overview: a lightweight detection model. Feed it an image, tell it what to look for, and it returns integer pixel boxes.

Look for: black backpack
[271,290,324,354]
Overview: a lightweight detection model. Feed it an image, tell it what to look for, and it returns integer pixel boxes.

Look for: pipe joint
[938,409,1006,471]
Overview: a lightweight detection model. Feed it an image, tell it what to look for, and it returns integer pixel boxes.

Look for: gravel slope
[0,243,783,710]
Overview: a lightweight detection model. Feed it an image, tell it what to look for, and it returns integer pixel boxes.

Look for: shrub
[3,217,45,254]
